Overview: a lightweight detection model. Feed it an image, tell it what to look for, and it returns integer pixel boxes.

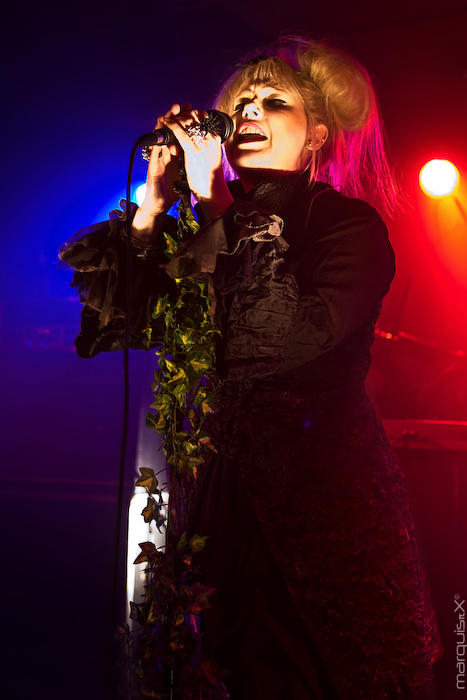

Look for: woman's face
[224,82,312,176]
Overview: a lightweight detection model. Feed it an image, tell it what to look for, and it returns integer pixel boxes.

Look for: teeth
[239,126,265,136]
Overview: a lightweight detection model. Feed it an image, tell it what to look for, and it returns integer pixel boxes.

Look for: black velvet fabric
[59,173,444,698]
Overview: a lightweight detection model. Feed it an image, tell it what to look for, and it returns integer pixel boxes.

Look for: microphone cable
[109,140,139,700]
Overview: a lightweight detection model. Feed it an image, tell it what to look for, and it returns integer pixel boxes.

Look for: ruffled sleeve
[58,201,178,358]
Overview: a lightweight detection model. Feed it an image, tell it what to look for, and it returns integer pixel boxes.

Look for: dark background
[1,1,467,698]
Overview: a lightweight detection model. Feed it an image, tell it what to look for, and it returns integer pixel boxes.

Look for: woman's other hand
[162,103,233,222]
[131,105,185,242]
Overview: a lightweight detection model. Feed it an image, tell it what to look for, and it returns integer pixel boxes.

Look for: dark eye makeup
[233,97,287,111]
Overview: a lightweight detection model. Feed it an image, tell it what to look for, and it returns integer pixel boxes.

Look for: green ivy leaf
[150,393,172,412]
[155,413,166,431]
[162,358,177,374]
[135,467,159,493]
[189,359,211,374]
[146,412,158,430]
[175,328,195,350]
[198,436,218,453]
[141,496,156,523]
[163,232,178,257]
[193,387,208,404]
[134,541,163,565]
[152,294,169,319]
[189,534,208,553]
[183,441,199,455]
[177,532,188,551]
[201,400,214,415]
[146,411,167,433]
[167,368,187,385]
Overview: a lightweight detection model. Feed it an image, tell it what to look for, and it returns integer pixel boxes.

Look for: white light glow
[135,183,147,206]
[419,159,459,197]
[126,487,167,618]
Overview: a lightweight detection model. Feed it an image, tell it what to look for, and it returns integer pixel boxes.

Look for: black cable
[109,142,139,699]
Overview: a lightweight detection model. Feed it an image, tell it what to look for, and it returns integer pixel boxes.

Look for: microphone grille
[204,110,234,142]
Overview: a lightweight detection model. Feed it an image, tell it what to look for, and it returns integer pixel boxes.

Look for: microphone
[135,110,234,147]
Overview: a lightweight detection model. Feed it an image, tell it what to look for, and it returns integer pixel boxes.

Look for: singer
[60,36,443,698]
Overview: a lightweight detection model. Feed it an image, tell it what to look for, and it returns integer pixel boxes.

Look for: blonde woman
[60,36,443,699]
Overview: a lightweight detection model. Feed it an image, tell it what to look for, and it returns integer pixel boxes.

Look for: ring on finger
[142,145,163,161]
[185,123,208,147]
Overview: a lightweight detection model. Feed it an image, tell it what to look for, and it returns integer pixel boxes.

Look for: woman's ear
[306,123,328,151]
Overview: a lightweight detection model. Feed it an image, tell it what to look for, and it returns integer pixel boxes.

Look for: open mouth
[236,133,268,143]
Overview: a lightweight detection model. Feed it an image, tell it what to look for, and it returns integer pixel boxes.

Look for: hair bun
[298,41,375,132]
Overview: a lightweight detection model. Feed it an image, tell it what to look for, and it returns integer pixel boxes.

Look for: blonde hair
[214,35,399,217]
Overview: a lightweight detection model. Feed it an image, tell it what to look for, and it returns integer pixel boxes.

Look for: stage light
[135,183,147,206]
[126,487,168,619]
[132,187,184,218]
[419,159,459,197]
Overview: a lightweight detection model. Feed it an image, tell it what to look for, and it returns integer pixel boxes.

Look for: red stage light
[419,159,459,197]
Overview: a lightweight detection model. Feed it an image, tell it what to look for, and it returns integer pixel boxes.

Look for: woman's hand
[161,103,233,222]
[131,106,184,241]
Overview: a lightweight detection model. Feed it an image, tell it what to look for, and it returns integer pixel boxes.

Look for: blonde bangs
[215,57,304,113]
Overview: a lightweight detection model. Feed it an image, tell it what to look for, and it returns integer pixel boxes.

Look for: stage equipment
[419,159,459,197]
[383,417,467,699]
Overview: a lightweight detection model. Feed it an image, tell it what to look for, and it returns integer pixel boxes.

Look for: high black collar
[227,171,330,206]
[227,169,315,197]
[193,172,332,236]
[227,172,331,220]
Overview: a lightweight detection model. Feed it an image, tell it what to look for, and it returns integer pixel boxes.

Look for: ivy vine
[123,189,227,699]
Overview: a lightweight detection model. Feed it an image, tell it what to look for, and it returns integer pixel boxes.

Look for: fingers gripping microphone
[135,110,234,147]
